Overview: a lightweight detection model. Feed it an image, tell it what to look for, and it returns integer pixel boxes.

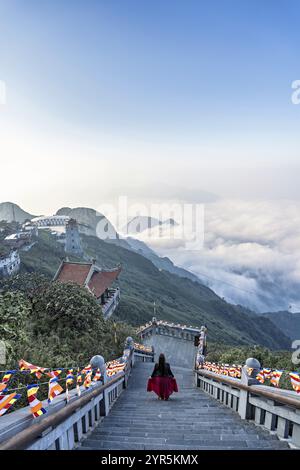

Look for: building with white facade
[0,251,20,277]
[30,215,70,227]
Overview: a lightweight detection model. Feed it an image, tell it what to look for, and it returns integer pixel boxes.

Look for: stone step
[110,411,227,415]
[96,423,264,431]
[82,439,145,450]
[80,442,288,451]
[89,432,273,443]
[102,418,240,423]
[92,429,277,440]
[82,437,289,450]
[97,422,259,430]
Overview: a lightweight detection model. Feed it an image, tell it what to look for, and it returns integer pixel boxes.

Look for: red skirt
[147,376,178,400]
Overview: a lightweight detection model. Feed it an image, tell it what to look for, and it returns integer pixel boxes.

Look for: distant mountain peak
[163,218,178,226]
[0,202,35,223]
[55,206,117,238]
[125,216,178,234]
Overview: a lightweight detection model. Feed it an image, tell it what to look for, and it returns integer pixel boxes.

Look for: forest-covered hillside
[17,230,291,349]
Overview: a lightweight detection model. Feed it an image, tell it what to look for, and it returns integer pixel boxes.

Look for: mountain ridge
[0,202,293,349]
[0,202,35,223]
[17,229,291,350]
[262,311,300,341]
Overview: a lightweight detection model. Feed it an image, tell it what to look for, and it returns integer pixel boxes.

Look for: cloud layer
[126,199,300,313]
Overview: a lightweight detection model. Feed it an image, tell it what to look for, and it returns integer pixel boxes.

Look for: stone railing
[195,360,300,448]
[0,341,154,450]
[133,343,154,363]
[138,318,201,342]
[102,288,120,319]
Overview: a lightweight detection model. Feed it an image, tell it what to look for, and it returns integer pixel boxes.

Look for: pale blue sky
[0,0,299,212]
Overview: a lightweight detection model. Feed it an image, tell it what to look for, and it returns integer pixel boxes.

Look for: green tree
[0,291,31,367]
[0,274,138,369]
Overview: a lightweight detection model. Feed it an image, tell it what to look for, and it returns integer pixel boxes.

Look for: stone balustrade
[138,318,201,342]
[101,288,120,319]
[195,365,300,448]
[0,343,154,450]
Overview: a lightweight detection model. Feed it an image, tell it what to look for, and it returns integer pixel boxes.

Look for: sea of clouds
[126,199,300,313]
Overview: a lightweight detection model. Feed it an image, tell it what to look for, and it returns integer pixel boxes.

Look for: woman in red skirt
[147,353,178,400]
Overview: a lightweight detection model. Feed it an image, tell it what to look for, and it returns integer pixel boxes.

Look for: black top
[151,362,174,378]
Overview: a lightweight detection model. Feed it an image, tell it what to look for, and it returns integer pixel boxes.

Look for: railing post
[90,354,109,416]
[99,388,109,417]
[91,354,107,383]
[264,401,276,431]
[277,417,289,439]
[123,337,134,388]
[75,417,84,441]
[67,427,75,449]
[238,357,261,420]
[292,411,300,447]
[254,407,264,425]
[58,433,70,450]
[232,394,238,411]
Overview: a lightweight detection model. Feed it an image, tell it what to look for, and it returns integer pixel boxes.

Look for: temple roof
[89,269,121,298]
[54,262,92,285]
[53,261,121,298]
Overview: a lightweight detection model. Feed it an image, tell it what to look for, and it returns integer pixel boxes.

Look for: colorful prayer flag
[48,378,64,403]
[19,359,45,379]
[0,393,21,416]
[65,370,74,403]
[289,372,300,393]
[46,369,62,379]
[270,370,283,387]
[66,370,74,386]
[81,364,92,375]
[83,372,92,389]
[0,371,15,393]
[93,369,101,382]
[256,371,265,384]
[27,384,47,418]
[263,368,272,380]
[106,360,126,377]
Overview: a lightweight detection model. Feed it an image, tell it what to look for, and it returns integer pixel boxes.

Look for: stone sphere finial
[125,336,134,350]
[91,355,105,372]
[90,355,107,383]
[245,357,261,370]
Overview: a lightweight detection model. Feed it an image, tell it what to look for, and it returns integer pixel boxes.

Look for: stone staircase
[79,362,289,450]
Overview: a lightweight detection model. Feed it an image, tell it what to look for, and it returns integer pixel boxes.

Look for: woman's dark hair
[158,353,166,374]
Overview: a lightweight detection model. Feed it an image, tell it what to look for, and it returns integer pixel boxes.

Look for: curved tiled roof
[55,262,92,285]
[54,261,121,298]
[89,268,121,298]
